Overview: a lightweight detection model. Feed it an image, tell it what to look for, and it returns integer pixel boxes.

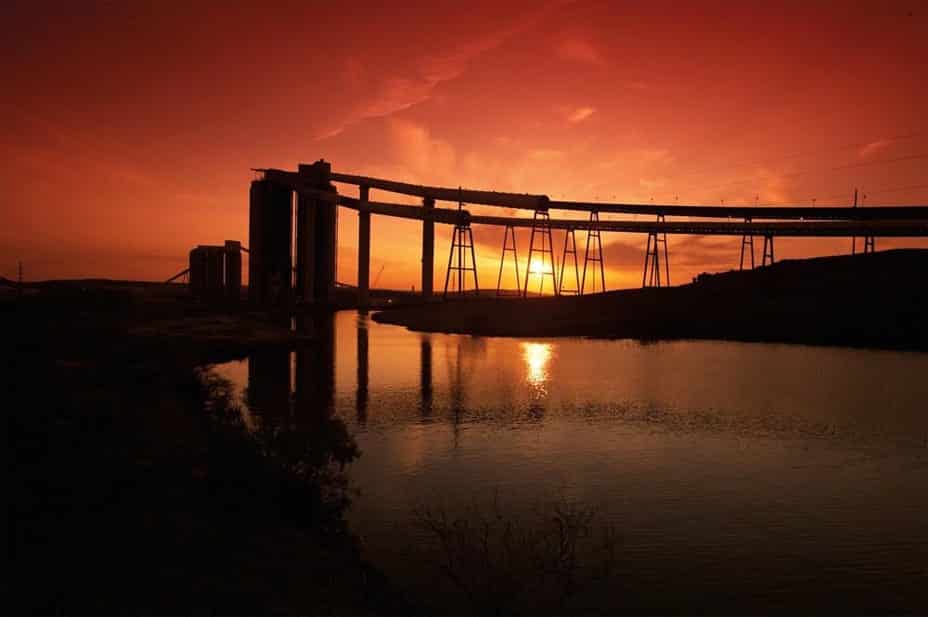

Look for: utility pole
[851,188,858,255]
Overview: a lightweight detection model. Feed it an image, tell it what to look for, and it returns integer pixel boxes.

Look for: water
[213,310,928,613]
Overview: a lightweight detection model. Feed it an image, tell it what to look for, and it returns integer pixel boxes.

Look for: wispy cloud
[317,1,566,141]
[858,139,892,159]
[567,106,596,124]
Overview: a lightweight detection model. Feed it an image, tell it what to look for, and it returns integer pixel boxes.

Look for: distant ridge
[374,249,928,351]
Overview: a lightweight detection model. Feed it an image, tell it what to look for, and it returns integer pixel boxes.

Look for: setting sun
[529,258,554,275]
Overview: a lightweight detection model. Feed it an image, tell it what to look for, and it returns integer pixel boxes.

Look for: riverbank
[373,249,928,351]
[5,286,412,614]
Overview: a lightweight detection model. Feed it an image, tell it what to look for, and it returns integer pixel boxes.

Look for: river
[213,310,928,613]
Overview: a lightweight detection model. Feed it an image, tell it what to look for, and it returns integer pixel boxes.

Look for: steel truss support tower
[850,189,875,255]
[581,211,605,294]
[496,224,520,296]
[762,234,775,266]
[523,210,558,297]
[558,228,581,295]
[444,222,479,297]
[642,214,670,288]
[740,217,755,270]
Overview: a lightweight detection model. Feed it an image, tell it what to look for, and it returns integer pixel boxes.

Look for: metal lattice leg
[762,234,775,266]
[558,228,581,295]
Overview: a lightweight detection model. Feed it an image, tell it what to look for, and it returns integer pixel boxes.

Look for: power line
[666,150,928,197]
[832,153,928,171]
[676,131,927,181]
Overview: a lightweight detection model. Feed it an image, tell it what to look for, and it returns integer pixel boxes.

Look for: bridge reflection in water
[244,313,338,426]
[231,311,928,446]
[240,312,562,431]
[242,312,448,428]
[215,311,928,614]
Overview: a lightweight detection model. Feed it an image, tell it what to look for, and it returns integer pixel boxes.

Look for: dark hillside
[374,249,928,350]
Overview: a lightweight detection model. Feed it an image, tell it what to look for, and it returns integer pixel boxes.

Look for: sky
[2,0,926,288]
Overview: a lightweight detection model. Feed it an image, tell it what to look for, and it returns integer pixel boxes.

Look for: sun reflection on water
[521,342,553,394]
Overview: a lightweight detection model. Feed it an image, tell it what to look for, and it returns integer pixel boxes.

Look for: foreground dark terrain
[6,250,927,614]
[4,284,410,614]
[375,249,928,350]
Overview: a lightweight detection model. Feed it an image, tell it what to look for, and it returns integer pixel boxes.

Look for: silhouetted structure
[496,224,520,296]
[250,161,336,307]
[558,228,581,295]
[524,210,558,297]
[581,211,606,294]
[233,162,928,301]
[444,215,479,297]
[189,240,242,301]
[643,214,671,287]
[740,218,756,270]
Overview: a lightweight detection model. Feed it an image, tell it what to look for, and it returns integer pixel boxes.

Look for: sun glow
[529,258,554,275]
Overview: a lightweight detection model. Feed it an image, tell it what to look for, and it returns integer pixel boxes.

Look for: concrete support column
[315,188,338,304]
[266,186,293,308]
[248,179,292,306]
[247,182,266,304]
[205,247,224,298]
[189,247,206,297]
[422,196,435,298]
[296,193,316,303]
[358,185,371,306]
[297,161,337,306]
[224,240,242,302]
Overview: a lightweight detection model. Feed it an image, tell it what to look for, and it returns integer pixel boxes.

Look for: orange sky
[2,1,926,288]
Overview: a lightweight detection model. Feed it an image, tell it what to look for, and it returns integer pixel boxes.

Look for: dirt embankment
[374,249,928,351]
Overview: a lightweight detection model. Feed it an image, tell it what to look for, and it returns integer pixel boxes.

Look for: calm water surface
[213,310,928,613]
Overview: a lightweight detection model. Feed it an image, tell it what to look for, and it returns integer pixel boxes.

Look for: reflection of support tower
[761,234,775,266]
[443,221,479,297]
[558,228,580,295]
[448,341,465,448]
[294,312,336,419]
[642,214,670,288]
[739,218,755,270]
[247,349,292,428]
[420,335,433,417]
[523,210,558,297]
[581,211,605,294]
[356,311,369,424]
[496,224,520,296]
